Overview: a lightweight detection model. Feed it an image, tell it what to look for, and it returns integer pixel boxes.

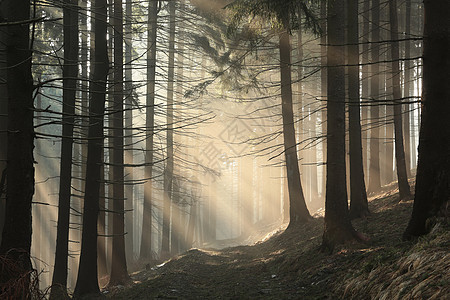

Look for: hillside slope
[107,186,449,299]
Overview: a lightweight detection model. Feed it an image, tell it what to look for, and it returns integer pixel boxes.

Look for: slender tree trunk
[161,0,176,260]
[185,200,197,249]
[140,0,158,262]
[279,19,311,228]
[320,0,327,201]
[73,0,109,294]
[109,0,130,285]
[368,0,381,193]
[322,0,357,252]
[347,0,369,219]
[124,0,134,265]
[361,0,370,182]
[403,0,450,239]
[388,0,411,200]
[0,4,8,246]
[0,0,34,293]
[403,0,412,177]
[50,0,79,297]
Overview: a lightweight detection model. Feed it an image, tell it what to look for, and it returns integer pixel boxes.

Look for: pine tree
[403,0,450,240]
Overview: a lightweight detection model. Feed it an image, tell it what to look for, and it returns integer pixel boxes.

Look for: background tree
[50,0,79,297]
[368,0,381,193]
[73,0,109,294]
[109,0,130,285]
[140,0,159,262]
[347,0,369,218]
[388,0,411,200]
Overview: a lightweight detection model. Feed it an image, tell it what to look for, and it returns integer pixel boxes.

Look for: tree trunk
[347,0,369,219]
[403,0,412,177]
[50,0,79,297]
[161,0,176,260]
[0,2,8,247]
[279,20,311,228]
[140,0,158,262]
[403,1,449,239]
[124,0,134,265]
[109,0,130,286]
[368,0,381,193]
[322,0,357,252]
[0,0,34,293]
[73,0,109,294]
[360,0,370,182]
[320,0,327,201]
[388,0,411,200]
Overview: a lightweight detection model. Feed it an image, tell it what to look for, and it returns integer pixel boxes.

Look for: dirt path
[107,184,448,299]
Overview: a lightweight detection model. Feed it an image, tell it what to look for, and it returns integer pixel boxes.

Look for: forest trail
[106,183,449,299]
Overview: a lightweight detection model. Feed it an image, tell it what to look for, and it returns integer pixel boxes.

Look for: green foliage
[225,0,321,37]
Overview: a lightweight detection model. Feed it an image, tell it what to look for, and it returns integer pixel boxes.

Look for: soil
[103,182,449,299]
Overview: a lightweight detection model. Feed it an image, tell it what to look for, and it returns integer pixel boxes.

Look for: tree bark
[320,0,327,201]
[279,19,311,228]
[0,1,8,247]
[0,0,34,293]
[124,0,134,265]
[347,0,369,219]
[140,0,158,262]
[360,0,370,182]
[50,0,79,297]
[368,0,381,193]
[161,0,176,260]
[388,0,411,200]
[322,0,357,252]
[109,0,130,286]
[73,0,109,295]
[403,0,412,177]
[403,0,450,239]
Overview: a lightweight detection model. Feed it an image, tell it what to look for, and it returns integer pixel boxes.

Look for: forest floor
[104,182,449,299]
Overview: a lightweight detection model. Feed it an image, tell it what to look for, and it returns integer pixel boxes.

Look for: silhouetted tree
[140,0,158,262]
[50,0,79,297]
[347,0,369,218]
[73,0,109,295]
[388,0,411,200]
[321,0,358,251]
[403,0,449,240]
[368,0,381,193]
[109,0,130,285]
[0,0,34,295]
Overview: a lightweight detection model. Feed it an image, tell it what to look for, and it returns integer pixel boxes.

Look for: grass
[106,183,449,299]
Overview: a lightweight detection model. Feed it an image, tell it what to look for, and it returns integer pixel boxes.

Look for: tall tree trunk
[185,200,197,249]
[50,0,79,297]
[320,0,327,201]
[403,0,412,177]
[0,0,34,293]
[109,0,130,285]
[161,0,176,260]
[347,0,369,219]
[403,0,449,239]
[368,0,381,193]
[279,19,311,228]
[388,0,411,200]
[384,23,394,185]
[140,0,158,262]
[322,0,357,252]
[73,0,109,294]
[361,0,370,182]
[124,0,134,265]
[0,3,8,246]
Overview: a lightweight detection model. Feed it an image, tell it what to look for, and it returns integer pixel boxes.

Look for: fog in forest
[1,0,442,297]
